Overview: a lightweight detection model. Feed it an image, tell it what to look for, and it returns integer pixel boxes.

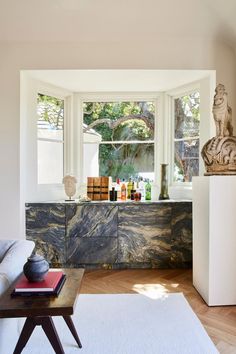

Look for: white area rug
[12,293,218,354]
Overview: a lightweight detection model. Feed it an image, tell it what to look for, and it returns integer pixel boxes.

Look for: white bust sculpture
[62,175,77,200]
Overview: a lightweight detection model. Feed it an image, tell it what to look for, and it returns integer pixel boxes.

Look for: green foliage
[175,91,200,139]
[83,101,155,179]
[174,91,200,182]
[98,142,140,180]
[83,101,154,141]
[37,93,64,130]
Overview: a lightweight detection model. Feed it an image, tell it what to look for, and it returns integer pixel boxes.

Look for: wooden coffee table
[0,268,84,354]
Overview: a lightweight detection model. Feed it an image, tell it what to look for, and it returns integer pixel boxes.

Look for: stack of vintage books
[12,270,66,297]
[87,176,109,200]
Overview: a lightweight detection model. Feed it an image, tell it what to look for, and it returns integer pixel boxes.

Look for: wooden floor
[81,269,236,353]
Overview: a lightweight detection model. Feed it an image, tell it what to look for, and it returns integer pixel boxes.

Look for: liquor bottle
[127,178,132,199]
[145,180,151,200]
[121,180,126,201]
[135,179,141,201]
[130,181,136,201]
[139,177,145,201]
[115,178,121,200]
[109,187,117,201]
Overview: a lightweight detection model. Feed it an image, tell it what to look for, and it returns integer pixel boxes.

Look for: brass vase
[159,164,169,200]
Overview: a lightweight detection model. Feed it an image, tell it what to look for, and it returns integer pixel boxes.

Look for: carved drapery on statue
[201,84,236,175]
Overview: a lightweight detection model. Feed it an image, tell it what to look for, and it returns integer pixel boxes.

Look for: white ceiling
[0,0,236,48]
[27,69,214,92]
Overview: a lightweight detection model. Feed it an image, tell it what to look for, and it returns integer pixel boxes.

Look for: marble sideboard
[25,201,192,269]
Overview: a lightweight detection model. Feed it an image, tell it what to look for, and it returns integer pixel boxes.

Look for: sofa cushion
[0,240,35,296]
[0,240,15,262]
[0,274,10,297]
[0,239,35,353]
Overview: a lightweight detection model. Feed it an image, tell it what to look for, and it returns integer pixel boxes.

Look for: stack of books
[87,176,109,200]
[12,270,66,297]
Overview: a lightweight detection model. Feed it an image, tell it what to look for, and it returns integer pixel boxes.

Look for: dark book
[11,274,66,297]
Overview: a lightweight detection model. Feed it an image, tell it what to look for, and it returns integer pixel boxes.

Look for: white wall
[0,39,235,239]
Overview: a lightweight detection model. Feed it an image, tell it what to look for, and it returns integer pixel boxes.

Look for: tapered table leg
[41,316,65,354]
[13,316,65,354]
[63,315,82,348]
[13,317,36,354]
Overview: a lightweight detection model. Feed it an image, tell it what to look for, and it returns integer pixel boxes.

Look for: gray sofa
[0,239,35,353]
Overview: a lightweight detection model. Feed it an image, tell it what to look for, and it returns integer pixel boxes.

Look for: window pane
[83,102,155,141]
[37,93,64,141]
[38,140,63,184]
[83,101,155,182]
[174,92,200,139]
[174,139,199,182]
[99,143,154,181]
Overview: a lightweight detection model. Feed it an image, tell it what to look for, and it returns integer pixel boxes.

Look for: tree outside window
[174,91,200,182]
[83,101,155,182]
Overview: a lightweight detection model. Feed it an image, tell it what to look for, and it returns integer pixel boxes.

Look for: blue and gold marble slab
[25,201,192,269]
[118,204,172,267]
[66,204,118,265]
[170,202,192,267]
[67,237,118,265]
[25,204,66,266]
[66,204,118,238]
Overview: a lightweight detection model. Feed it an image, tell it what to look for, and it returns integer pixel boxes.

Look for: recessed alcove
[21,69,215,203]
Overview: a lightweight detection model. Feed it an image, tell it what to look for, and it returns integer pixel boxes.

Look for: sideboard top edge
[25,200,192,207]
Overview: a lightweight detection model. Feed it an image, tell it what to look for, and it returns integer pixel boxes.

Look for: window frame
[167,83,201,188]
[37,92,66,185]
[77,92,161,200]
[21,74,73,202]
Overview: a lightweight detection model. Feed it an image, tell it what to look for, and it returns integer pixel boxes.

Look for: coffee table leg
[63,315,82,348]
[13,316,65,354]
[13,317,36,354]
[41,316,65,354]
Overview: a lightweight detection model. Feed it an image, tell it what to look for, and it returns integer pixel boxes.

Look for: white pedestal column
[193,176,236,306]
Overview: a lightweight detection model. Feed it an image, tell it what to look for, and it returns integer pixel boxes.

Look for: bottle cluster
[109,177,152,201]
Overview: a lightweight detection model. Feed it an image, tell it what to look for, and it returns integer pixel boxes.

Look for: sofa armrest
[0,240,16,262]
[0,240,35,295]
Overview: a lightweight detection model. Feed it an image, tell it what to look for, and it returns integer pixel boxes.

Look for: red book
[15,271,64,292]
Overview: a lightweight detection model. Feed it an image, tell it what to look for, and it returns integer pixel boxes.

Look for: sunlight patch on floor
[132,283,169,299]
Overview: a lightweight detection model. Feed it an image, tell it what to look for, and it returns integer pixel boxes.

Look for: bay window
[22,71,213,202]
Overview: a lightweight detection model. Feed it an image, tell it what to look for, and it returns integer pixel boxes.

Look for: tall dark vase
[159,164,170,200]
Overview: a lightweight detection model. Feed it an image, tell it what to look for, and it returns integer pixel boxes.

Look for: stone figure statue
[212,84,233,137]
[62,175,77,200]
[201,84,236,175]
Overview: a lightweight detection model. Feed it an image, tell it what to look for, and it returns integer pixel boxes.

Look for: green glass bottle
[127,178,132,199]
[145,180,151,200]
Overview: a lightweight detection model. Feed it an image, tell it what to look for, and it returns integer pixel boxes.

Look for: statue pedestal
[193,176,236,305]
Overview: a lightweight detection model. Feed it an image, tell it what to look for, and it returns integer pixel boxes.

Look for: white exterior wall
[83,144,99,183]
[0,39,235,239]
